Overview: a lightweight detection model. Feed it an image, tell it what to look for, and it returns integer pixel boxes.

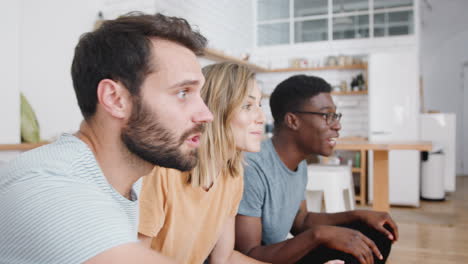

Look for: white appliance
[368,51,421,207]
[420,113,456,192]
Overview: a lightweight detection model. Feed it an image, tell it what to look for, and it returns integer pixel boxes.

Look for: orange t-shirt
[138,166,243,264]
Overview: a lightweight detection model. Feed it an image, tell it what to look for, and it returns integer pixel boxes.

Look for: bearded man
[0,12,212,264]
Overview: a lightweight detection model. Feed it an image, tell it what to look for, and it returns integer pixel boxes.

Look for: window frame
[256,0,414,46]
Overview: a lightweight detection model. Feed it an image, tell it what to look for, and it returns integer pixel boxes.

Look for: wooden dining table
[335,140,433,212]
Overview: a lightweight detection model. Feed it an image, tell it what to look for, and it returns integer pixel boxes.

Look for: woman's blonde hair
[188,62,256,188]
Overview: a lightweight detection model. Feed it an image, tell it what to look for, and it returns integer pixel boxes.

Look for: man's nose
[331,120,342,131]
[192,97,213,124]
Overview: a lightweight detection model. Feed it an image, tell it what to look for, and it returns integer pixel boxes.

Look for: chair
[306,164,355,213]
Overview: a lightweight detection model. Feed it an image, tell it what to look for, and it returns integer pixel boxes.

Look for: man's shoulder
[0,178,137,263]
[3,134,97,183]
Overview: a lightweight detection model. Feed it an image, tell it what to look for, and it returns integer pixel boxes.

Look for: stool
[306,164,355,213]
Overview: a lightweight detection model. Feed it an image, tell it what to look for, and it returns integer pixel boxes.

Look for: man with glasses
[235,75,397,264]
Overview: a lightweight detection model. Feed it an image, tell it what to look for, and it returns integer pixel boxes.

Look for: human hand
[315,225,382,264]
[354,210,399,242]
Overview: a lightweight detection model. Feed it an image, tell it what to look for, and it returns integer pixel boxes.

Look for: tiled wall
[102,0,254,56]
[102,0,156,18]
[153,0,254,56]
[257,70,369,138]
[332,95,368,138]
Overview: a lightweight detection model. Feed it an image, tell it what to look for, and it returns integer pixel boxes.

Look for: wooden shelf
[355,195,362,202]
[331,90,368,96]
[261,90,366,99]
[352,168,362,173]
[267,64,368,73]
[203,48,268,72]
[203,48,368,73]
[0,142,49,151]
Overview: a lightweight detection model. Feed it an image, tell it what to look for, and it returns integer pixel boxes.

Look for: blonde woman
[138,62,268,264]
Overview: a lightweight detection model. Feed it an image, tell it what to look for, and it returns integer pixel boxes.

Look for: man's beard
[121,98,205,171]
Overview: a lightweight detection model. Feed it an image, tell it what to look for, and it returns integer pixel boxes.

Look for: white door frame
[461,62,468,176]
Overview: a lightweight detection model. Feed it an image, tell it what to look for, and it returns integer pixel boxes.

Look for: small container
[354,152,361,168]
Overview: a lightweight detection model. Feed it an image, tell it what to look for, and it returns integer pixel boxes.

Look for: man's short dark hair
[270,74,331,129]
[71,12,207,119]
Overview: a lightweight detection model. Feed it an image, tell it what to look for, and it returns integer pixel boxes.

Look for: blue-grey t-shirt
[238,139,308,245]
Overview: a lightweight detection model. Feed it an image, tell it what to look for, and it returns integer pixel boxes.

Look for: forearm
[245,228,323,264]
[223,250,270,264]
[301,210,361,231]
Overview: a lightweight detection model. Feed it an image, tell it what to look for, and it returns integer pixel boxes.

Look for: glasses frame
[292,111,342,125]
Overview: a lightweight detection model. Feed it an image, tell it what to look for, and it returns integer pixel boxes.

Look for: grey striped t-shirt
[0,134,138,263]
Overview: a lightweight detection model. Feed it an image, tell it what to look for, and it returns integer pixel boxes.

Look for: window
[256,0,414,46]
[374,10,414,37]
[295,19,328,42]
[258,23,290,46]
[333,15,369,40]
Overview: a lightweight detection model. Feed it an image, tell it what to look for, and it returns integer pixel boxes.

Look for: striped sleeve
[0,176,137,264]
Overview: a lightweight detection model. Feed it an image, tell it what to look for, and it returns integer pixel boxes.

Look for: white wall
[3,0,252,142]
[19,0,107,141]
[420,0,468,175]
[18,0,157,141]
[0,0,20,144]
[155,0,254,57]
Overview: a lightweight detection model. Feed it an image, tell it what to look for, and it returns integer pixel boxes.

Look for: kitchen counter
[335,140,432,212]
[336,140,433,151]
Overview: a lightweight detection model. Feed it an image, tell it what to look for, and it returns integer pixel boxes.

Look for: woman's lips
[250,131,264,137]
[327,137,337,147]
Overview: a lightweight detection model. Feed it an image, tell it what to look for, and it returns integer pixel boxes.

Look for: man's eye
[177,90,187,99]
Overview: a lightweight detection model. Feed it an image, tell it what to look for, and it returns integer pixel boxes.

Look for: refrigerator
[368,51,421,207]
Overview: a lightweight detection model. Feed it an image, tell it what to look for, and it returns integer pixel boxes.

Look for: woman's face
[230,80,266,152]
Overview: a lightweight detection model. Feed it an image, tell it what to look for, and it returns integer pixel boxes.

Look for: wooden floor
[357,176,468,264]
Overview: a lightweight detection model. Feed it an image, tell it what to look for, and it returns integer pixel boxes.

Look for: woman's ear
[284,112,300,131]
[96,79,132,119]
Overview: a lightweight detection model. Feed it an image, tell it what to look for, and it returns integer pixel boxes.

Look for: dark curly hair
[270,74,331,129]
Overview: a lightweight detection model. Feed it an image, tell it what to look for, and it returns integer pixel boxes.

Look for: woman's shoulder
[143,166,190,188]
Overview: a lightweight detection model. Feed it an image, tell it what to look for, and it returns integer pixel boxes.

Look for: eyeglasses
[292,111,342,125]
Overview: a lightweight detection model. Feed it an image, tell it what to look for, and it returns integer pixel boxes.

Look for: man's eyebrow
[319,106,336,111]
[168,79,200,90]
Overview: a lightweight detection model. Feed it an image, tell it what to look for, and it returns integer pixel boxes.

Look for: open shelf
[261,89,367,98]
[203,48,368,73]
[267,64,368,73]
[331,90,368,96]
[203,48,268,72]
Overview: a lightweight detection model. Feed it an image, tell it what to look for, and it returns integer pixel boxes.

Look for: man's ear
[284,112,301,131]
[96,79,132,119]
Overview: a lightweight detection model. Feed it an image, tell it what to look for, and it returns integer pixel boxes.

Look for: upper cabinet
[256,0,414,46]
